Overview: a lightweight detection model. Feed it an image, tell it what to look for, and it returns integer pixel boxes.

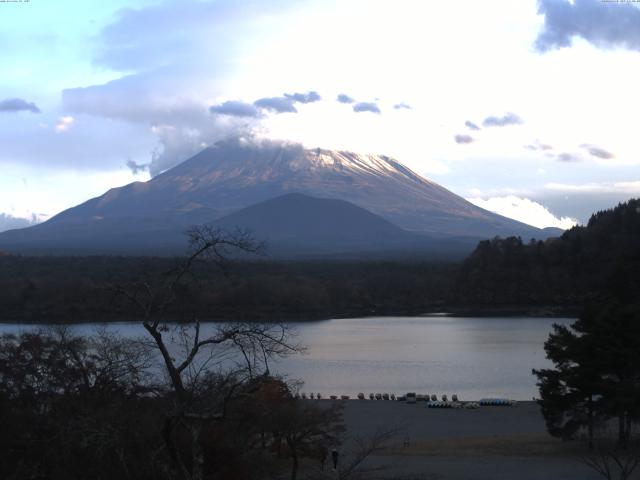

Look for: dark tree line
[0,256,457,323]
[1,199,639,324]
[454,199,640,308]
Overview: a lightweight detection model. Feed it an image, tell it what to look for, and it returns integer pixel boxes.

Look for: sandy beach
[312,400,605,480]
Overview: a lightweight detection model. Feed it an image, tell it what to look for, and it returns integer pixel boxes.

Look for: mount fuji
[0,138,559,257]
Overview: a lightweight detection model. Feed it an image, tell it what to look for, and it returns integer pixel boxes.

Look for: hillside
[452,198,640,307]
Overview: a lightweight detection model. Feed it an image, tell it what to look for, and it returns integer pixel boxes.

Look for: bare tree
[580,439,640,480]
[113,226,303,480]
[337,427,400,480]
[306,426,400,480]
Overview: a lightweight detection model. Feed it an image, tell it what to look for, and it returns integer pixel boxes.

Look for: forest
[453,198,640,308]
[0,256,457,323]
[0,199,639,323]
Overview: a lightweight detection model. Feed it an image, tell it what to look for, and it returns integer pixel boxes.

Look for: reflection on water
[0,316,572,400]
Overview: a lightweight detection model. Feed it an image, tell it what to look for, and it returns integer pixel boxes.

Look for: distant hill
[452,198,640,307]
[0,138,558,256]
[214,193,479,258]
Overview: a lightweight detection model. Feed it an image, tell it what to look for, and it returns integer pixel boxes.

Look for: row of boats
[294,391,516,407]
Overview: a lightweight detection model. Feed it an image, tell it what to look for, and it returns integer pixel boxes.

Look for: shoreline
[316,400,599,480]
[0,306,578,325]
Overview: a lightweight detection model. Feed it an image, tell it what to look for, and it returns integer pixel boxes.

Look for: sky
[2,0,640,231]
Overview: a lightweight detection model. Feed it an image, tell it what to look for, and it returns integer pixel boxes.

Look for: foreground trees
[0,330,345,480]
[0,329,158,479]
[0,227,346,479]
[533,302,640,448]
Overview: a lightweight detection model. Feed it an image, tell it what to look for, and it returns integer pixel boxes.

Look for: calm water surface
[0,316,572,400]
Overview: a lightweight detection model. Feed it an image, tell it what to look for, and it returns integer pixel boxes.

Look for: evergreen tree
[534,302,640,447]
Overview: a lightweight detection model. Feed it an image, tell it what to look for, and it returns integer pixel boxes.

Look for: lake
[0,315,572,400]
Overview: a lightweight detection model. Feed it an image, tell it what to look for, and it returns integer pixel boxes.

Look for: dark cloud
[337,93,355,104]
[557,152,581,162]
[454,134,475,144]
[0,98,41,113]
[353,102,381,114]
[482,112,523,127]
[525,140,553,151]
[535,0,640,52]
[465,120,480,131]
[254,96,297,113]
[62,70,210,123]
[284,91,321,104]
[393,102,411,110]
[126,158,150,174]
[209,100,260,118]
[580,143,615,159]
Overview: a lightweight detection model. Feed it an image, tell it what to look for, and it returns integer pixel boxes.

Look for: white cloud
[0,212,44,233]
[55,116,74,133]
[0,165,142,220]
[467,195,578,230]
[545,181,640,194]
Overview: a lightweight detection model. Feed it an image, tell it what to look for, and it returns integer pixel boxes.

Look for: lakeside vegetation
[453,199,640,309]
[1,199,638,323]
[0,256,458,323]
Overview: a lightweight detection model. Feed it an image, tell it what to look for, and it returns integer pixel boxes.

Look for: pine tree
[534,302,640,448]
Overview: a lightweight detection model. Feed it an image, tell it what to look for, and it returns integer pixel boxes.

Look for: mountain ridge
[0,138,559,256]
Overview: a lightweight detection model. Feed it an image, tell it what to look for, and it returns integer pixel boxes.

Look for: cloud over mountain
[482,112,523,127]
[467,195,577,230]
[284,91,321,103]
[535,0,640,52]
[464,120,480,131]
[580,143,615,159]
[59,1,303,177]
[126,159,150,174]
[337,93,354,104]
[253,96,297,113]
[556,152,581,163]
[353,102,381,114]
[524,140,553,151]
[210,100,261,118]
[454,134,474,144]
[0,98,40,113]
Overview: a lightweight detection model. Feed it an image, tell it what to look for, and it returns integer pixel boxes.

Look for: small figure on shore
[319,445,328,471]
[331,448,339,470]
